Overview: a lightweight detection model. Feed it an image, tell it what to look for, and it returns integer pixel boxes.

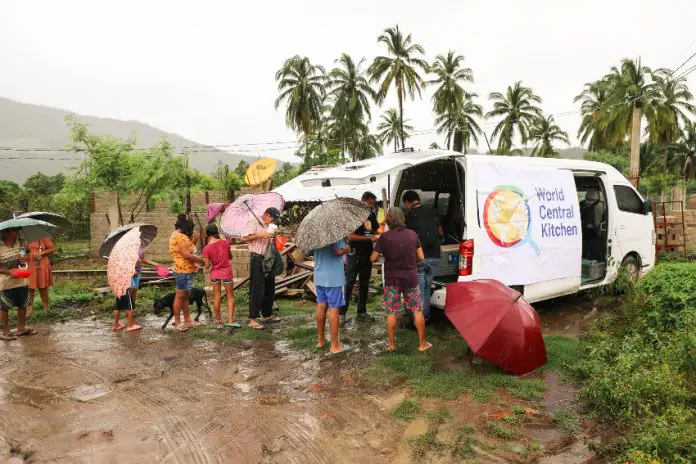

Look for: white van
[302,149,655,306]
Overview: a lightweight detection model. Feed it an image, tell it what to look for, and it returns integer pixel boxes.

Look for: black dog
[153,288,212,329]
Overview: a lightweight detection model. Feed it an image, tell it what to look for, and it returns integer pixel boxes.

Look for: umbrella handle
[243,200,265,228]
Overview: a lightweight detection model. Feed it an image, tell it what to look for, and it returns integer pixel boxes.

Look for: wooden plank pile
[275,244,316,298]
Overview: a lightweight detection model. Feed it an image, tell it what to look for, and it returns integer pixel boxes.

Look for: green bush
[574,263,696,463]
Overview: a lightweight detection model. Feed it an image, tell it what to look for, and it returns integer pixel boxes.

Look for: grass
[541,336,583,374]
[427,407,453,425]
[485,421,518,440]
[553,409,582,435]
[452,426,478,459]
[408,428,447,461]
[390,399,421,422]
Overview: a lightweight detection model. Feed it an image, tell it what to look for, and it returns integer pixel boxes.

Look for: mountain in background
[0,97,264,183]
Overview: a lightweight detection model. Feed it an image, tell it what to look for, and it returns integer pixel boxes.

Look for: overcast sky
[2,0,696,163]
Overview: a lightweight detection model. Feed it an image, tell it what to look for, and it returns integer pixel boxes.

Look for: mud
[0,295,605,463]
[0,315,402,463]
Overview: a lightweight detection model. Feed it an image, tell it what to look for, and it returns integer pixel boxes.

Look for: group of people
[113,209,284,332]
[2,189,443,352]
[312,190,443,354]
[0,229,56,340]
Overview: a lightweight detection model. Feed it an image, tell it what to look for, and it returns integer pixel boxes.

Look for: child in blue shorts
[308,239,349,354]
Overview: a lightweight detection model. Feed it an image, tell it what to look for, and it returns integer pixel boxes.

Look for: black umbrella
[18,212,72,233]
[99,223,158,258]
[295,197,372,251]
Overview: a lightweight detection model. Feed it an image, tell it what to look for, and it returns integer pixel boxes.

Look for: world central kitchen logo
[483,185,579,255]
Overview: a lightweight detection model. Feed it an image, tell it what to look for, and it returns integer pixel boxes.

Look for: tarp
[475,163,582,286]
[274,167,388,203]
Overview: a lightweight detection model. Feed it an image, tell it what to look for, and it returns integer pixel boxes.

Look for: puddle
[68,384,111,402]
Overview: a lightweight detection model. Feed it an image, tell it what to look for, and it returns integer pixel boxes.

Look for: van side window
[614,185,643,214]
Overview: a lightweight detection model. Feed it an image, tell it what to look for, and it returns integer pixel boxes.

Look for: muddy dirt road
[0,296,602,464]
[0,315,412,463]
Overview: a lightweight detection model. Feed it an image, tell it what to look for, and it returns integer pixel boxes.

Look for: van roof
[300,149,632,187]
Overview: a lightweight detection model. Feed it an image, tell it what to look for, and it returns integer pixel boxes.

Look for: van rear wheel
[620,255,640,282]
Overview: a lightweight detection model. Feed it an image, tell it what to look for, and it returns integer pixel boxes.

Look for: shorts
[383,286,422,315]
[316,286,345,309]
[0,286,29,311]
[131,273,141,290]
[211,278,234,284]
[174,272,195,291]
[115,292,133,311]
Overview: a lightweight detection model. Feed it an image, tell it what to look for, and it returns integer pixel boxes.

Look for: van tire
[620,255,640,282]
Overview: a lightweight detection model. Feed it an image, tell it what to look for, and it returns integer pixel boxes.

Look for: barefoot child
[202,224,238,330]
[113,245,163,332]
[308,239,350,354]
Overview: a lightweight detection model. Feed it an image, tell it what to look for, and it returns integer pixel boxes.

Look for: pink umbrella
[220,192,284,238]
[107,228,142,298]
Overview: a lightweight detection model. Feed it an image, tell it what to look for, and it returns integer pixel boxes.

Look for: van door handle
[620,225,626,230]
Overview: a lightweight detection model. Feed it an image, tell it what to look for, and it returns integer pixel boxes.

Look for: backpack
[262,240,284,278]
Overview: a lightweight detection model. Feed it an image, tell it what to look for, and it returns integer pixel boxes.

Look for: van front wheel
[620,255,640,282]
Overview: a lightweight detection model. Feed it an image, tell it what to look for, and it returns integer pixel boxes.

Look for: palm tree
[486,81,543,154]
[646,69,696,169]
[574,81,614,151]
[377,108,413,152]
[429,51,473,115]
[352,133,383,162]
[369,25,428,149]
[328,54,378,157]
[436,92,483,153]
[274,56,327,149]
[672,121,696,179]
[529,115,570,157]
[603,58,656,178]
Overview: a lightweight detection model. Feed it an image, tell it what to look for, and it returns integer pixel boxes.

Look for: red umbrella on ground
[445,280,547,376]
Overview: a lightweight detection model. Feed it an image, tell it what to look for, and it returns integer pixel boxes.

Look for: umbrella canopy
[0,218,60,243]
[107,228,142,298]
[445,280,547,376]
[17,212,72,233]
[220,192,284,238]
[295,197,372,251]
[99,223,158,258]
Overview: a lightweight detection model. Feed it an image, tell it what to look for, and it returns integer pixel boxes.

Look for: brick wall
[89,190,228,261]
[231,245,250,278]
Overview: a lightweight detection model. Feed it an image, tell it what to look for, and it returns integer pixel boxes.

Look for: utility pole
[185,150,191,214]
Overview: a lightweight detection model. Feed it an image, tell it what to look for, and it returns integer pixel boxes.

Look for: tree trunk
[115,191,124,227]
[398,89,405,150]
[664,144,669,172]
[629,105,643,181]
[394,138,397,153]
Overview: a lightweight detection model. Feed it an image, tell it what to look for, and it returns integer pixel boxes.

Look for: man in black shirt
[341,191,379,325]
[403,191,442,321]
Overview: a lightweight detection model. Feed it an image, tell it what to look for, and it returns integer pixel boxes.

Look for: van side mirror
[642,199,653,215]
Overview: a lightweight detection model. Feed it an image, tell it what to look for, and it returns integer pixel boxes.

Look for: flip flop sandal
[126,325,142,332]
[14,329,38,337]
[262,317,281,324]
[248,324,265,330]
[173,324,189,332]
[1,334,18,341]
[224,322,242,329]
[112,324,126,332]
[329,344,353,355]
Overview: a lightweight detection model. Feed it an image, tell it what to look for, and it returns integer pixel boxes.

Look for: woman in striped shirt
[240,208,280,330]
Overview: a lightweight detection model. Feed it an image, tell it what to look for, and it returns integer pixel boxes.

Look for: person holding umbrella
[26,238,56,317]
[371,208,431,352]
[240,208,281,329]
[307,239,350,354]
[169,218,205,329]
[17,212,72,317]
[0,228,33,340]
